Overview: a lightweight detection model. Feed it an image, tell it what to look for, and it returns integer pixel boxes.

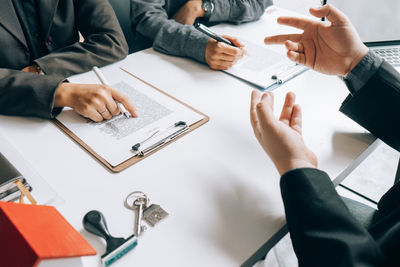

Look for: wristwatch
[202,0,214,21]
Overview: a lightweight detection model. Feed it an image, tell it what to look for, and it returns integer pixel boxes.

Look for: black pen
[321,0,327,21]
[195,22,236,47]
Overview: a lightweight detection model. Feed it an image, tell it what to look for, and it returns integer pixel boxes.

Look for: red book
[0,202,96,267]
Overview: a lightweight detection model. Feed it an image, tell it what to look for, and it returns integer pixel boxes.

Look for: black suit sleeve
[280,168,385,267]
[340,61,400,152]
[35,0,128,79]
[0,70,63,118]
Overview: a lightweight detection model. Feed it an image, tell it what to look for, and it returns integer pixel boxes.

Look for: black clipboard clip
[271,64,307,85]
[131,121,189,157]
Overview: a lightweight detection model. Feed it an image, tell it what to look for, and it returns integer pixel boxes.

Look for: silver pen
[92,66,131,118]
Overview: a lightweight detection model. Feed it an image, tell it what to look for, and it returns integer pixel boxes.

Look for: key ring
[124,191,149,210]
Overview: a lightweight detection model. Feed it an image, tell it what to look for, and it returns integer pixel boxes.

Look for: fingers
[250,90,262,131]
[217,42,245,57]
[84,92,113,121]
[287,50,306,65]
[98,107,113,120]
[89,87,117,121]
[105,98,120,117]
[208,59,238,70]
[213,53,237,62]
[285,40,304,53]
[100,88,120,118]
[285,41,306,64]
[277,16,313,30]
[309,4,348,26]
[111,88,139,117]
[250,91,275,130]
[222,35,245,48]
[290,104,302,134]
[264,34,301,45]
[279,92,296,125]
[256,92,275,129]
[206,39,245,70]
[279,92,302,134]
[87,108,104,122]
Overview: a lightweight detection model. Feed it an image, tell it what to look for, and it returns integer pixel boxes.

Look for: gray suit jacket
[0,0,128,118]
[131,0,273,62]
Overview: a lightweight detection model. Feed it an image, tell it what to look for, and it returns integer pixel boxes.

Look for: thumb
[310,4,348,26]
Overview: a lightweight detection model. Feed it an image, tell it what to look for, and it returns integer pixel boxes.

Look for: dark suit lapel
[38,0,59,39]
[0,0,27,47]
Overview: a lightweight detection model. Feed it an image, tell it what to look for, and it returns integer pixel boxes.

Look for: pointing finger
[277,16,314,30]
[111,89,139,117]
[264,34,301,45]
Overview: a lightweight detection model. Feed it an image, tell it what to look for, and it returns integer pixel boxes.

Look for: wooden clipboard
[53,69,209,173]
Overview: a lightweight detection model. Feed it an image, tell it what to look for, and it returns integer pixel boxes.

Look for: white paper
[222,39,299,89]
[211,6,312,89]
[58,67,204,167]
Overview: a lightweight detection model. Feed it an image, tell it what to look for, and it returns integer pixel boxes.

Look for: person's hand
[250,90,317,175]
[21,65,44,75]
[54,83,138,122]
[172,0,205,25]
[264,4,368,76]
[205,36,245,70]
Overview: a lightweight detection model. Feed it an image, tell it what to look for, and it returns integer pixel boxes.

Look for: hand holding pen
[54,80,138,122]
[92,67,138,120]
[195,23,246,70]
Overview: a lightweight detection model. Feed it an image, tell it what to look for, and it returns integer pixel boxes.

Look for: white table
[0,8,378,267]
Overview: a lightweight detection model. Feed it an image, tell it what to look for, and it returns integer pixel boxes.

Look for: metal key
[124,191,149,237]
[133,197,147,236]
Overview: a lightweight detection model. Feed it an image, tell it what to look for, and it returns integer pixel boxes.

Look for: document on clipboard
[209,6,312,90]
[54,65,209,172]
[222,40,307,90]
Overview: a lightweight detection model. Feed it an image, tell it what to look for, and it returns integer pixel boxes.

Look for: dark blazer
[0,0,128,118]
[281,61,400,267]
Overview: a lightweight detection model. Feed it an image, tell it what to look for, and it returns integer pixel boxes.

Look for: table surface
[0,7,376,267]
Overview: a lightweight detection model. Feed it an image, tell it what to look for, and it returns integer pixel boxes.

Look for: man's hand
[264,5,368,76]
[54,83,138,122]
[173,0,205,25]
[205,36,245,70]
[250,90,317,176]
